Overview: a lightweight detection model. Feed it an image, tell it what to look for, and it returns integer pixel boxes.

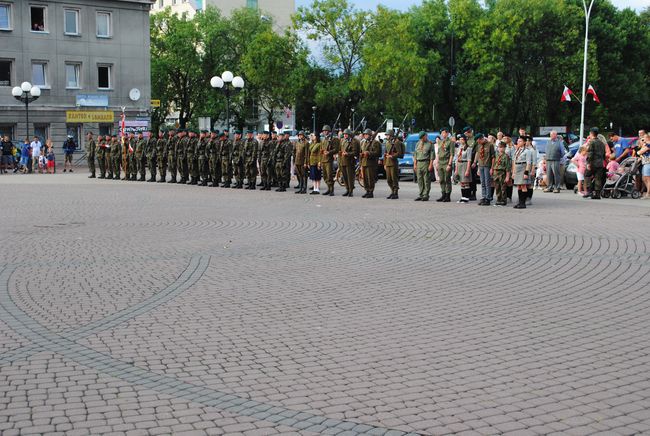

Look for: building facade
[152,0,294,30]
[0,0,153,154]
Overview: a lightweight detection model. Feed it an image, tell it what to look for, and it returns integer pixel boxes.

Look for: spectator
[535,158,547,189]
[62,134,76,172]
[606,154,620,181]
[46,139,55,174]
[19,138,31,173]
[30,135,42,174]
[544,130,564,193]
[572,145,588,196]
[1,135,13,174]
[638,133,650,199]
[38,148,46,174]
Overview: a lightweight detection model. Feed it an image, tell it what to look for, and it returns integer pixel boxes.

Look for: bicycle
[336,162,365,189]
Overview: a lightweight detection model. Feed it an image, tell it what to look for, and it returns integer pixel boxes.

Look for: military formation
[85,124,610,209]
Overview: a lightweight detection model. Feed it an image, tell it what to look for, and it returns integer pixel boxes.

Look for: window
[247,0,258,8]
[64,9,79,35]
[31,62,47,87]
[0,4,11,30]
[99,124,112,136]
[30,6,46,32]
[97,65,111,89]
[0,60,11,86]
[65,63,80,88]
[96,12,111,37]
[33,124,49,144]
[158,0,163,7]
[0,125,14,141]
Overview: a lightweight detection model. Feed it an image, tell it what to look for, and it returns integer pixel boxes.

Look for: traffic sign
[448,116,455,127]
[151,99,161,108]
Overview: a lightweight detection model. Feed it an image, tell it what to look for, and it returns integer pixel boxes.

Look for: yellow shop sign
[66,111,115,123]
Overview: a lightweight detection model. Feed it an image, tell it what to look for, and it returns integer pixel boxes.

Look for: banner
[66,111,114,123]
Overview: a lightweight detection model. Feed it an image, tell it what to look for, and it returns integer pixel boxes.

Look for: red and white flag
[587,85,600,103]
[561,86,573,102]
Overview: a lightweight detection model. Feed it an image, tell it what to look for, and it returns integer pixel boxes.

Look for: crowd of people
[0,135,58,174]
[81,124,649,208]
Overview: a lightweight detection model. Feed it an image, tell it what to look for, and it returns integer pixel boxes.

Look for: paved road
[1,173,649,436]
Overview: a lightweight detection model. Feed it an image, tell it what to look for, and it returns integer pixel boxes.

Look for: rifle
[332,113,341,133]
[353,116,366,133]
[361,118,388,184]
[397,113,409,137]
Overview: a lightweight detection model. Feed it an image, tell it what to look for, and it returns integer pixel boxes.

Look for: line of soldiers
[86,129,298,191]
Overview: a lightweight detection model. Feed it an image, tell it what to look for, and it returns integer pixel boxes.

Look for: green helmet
[386,130,395,137]
[419,131,427,139]
[363,128,372,135]
[322,125,331,132]
[344,128,352,135]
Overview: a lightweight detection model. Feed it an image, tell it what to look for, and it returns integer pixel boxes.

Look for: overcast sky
[295,0,647,12]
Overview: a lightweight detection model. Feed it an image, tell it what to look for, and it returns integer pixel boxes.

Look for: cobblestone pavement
[1,172,649,436]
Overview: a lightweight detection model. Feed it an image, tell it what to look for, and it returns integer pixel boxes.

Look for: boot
[443,192,451,202]
[106,174,113,180]
[201,180,208,186]
[168,176,176,184]
[436,194,445,202]
[250,182,256,190]
[513,190,526,208]
[328,186,334,196]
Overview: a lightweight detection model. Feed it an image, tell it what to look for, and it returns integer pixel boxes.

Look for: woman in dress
[512,137,533,209]
[308,133,322,195]
[455,135,472,203]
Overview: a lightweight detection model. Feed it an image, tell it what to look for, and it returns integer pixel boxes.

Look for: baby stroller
[601,157,642,199]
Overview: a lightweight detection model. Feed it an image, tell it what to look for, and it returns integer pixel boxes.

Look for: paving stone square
[1,173,649,435]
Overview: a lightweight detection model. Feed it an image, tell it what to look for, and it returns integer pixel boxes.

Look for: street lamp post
[311,106,317,135]
[210,71,244,134]
[579,0,595,143]
[12,82,41,140]
[351,108,355,131]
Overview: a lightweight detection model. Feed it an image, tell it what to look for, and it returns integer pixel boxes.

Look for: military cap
[200,129,208,133]
[419,131,427,139]
[590,127,599,134]
[263,130,270,134]
[440,127,449,133]
[234,130,242,135]
[246,130,254,134]
[474,133,485,140]
[385,130,395,137]
[463,126,473,133]
[363,128,372,135]
[344,128,353,135]
[322,125,332,132]
[211,129,218,134]
[219,131,226,137]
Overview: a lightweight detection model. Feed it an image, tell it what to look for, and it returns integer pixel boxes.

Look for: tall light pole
[210,71,244,135]
[351,108,355,131]
[12,82,41,140]
[579,0,595,143]
[312,106,317,135]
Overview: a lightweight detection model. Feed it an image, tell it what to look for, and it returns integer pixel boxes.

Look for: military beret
[474,133,485,140]
[211,130,218,134]
[322,125,331,132]
[363,128,372,135]
[246,130,254,134]
[263,130,270,134]
[457,134,466,140]
[219,131,226,137]
[440,127,449,133]
[419,131,427,139]
[463,126,473,133]
[235,130,242,135]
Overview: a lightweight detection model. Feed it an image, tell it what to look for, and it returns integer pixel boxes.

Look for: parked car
[398,132,440,180]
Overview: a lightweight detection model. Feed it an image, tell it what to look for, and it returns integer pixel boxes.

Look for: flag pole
[579,0,594,143]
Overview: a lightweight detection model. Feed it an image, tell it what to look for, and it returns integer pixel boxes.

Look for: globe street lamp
[210,71,244,134]
[12,82,41,140]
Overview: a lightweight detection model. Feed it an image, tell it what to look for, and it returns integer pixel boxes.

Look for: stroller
[601,157,642,199]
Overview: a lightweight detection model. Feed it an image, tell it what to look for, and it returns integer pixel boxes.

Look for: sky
[294,0,647,12]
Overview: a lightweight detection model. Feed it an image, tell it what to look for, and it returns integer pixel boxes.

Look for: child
[535,158,547,189]
[572,145,587,196]
[46,143,55,174]
[492,141,512,206]
[606,154,620,181]
[19,139,31,174]
[38,149,46,174]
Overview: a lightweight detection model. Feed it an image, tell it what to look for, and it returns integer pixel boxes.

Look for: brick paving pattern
[1,173,649,435]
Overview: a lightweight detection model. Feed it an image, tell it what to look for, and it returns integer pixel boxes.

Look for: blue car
[398,132,440,180]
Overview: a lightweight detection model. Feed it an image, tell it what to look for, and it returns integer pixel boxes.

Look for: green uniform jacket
[308,142,321,166]
[474,140,495,167]
[339,138,360,167]
[220,139,232,161]
[414,140,435,162]
[86,139,96,157]
[587,137,606,167]
[135,138,146,157]
[319,137,340,163]
[384,139,404,167]
[110,139,120,157]
[232,140,244,165]
[156,137,167,160]
[359,139,381,168]
[437,138,454,167]
[243,139,258,164]
[293,139,308,166]
[492,152,511,173]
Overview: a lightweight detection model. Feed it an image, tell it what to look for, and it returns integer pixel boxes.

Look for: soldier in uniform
[177,129,189,184]
[512,136,533,209]
[146,130,157,182]
[220,131,233,187]
[110,133,121,180]
[586,127,606,199]
[319,125,339,196]
[167,128,178,183]
[272,133,288,192]
[283,132,293,188]
[384,130,404,199]
[464,126,478,201]
[268,131,278,187]
[135,131,147,181]
[413,131,435,201]
[231,131,244,189]
[186,130,198,185]
[435,127,453,202]
[96,134,107,179]
[359,128,381,198]
[128,132,138,181]
[339,128,359,197]
[293,131,309,194]
[206,130,220,187]
[86,131,96,178]
[156,130,167,182]
[491,141,512,206]
[197,130,209,186]
[472,133,495,205]
[258,131,272,190]
[243,130,258,189]
[105,134,114,179]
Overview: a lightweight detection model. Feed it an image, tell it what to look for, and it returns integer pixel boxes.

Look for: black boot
[514,190,527,208]
[436,194,445,202]
[443,192,451,202]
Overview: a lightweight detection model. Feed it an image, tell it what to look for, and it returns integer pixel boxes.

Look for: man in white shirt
[30,136,42,174]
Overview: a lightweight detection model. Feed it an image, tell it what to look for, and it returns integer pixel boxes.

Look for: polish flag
[561,86,573,102]
[587,85,601,103]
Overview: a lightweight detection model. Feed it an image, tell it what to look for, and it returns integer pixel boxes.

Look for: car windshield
[534,138,550,154]
[405,140,418,153]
